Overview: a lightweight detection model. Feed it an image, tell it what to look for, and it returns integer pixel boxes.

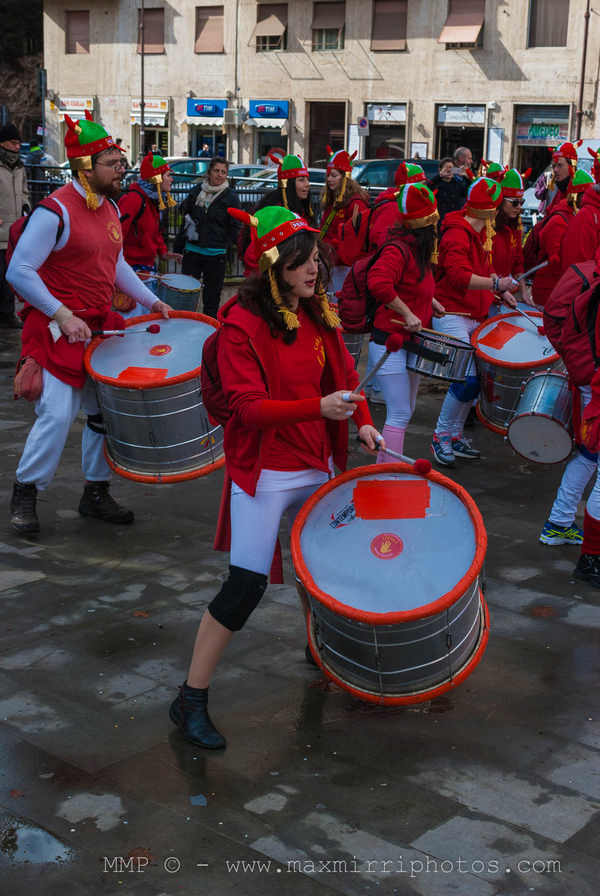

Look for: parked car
[233,167,327,211]
[352,158,441,195]
[228,164,270,183]
[520,186,540,233]
[124,156,210,190]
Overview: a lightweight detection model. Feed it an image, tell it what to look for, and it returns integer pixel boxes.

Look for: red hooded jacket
[433,210,494,321]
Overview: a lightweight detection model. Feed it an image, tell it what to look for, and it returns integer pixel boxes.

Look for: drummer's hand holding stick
[431,298,446,318]
[54,307,92,344]
[387,295,422,333]
[357,435,432,474]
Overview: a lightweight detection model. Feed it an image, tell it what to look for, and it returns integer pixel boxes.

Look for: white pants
[230,468,331,576]
[16,369,111,490]
[548,385,600,523]
[368,342,419,429]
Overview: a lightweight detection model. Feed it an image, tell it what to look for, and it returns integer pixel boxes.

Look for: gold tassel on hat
[166,192,176,208]
[268,269,300,330]
[77,171,99,210]
[156,183,166,211]
[317,286,340,328]
[430,236,439,265]
[483,218,495,254]
[281,180,289,210]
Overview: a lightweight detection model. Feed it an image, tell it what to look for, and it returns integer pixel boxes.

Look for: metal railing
[25,168,324,281]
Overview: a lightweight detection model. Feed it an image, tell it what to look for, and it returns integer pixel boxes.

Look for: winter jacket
[0,154,30,249]
[174,182,240,254]
[433,210,494,320]
[560,186,600,272]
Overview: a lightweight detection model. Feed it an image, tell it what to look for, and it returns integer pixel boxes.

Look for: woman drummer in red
[430,177,517,466]
[490,168,533,312]
[367,182,444,461]
[320,147,369,290]
[169,206,383,749]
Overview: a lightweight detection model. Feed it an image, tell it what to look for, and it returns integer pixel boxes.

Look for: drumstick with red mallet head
[91,324,161,337]
[357,436,432,476]
[345,333,405,397]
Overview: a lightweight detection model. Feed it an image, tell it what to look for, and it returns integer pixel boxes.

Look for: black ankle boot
[10,481,40,533]
[169,681,226,749]
[78,481,134,524]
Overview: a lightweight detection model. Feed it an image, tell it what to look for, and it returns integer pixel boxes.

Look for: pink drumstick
[91,324,161,337]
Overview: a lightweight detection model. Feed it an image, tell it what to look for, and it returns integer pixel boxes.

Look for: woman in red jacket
[367,182,444,461]
[532,169,595,306]
[319,147,369,291]
[490,168,532,312]
[431,177,517,466]
[169,206,383,750]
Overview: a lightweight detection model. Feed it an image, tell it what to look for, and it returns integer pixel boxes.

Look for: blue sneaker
[539,520,584,545]
[431,433,455,466]
[452,434,480,458]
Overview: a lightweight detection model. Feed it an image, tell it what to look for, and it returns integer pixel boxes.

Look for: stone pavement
[0,325,599,896]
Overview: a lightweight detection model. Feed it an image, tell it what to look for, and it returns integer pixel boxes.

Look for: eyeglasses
[507,198,525,207]
[96,160,126,172]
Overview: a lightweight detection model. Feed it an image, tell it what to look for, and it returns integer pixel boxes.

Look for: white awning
[184,116,224,127]
[245,117,286,129]
[131,113,167,127]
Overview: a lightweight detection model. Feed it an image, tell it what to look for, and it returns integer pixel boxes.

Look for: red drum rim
[84,310,219,389]
[291,462,488,625]
[103,445,225,483]
[306,592,490,706]
[471,311,559,370]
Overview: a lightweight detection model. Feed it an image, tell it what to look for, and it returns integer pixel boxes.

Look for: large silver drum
[291,464,489,705]
[84,311,224,483]
[472,311,563,433]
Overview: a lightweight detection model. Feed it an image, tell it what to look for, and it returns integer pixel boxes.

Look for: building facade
[43,0,597,177]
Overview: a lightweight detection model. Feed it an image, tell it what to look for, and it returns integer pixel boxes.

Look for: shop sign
[58,97,94,113]
[366,104,406,123]
[131,98,169,113]
[186,99,228,117]
[248,100,289,119]
[437,105,485,125]
[516,123,569,145]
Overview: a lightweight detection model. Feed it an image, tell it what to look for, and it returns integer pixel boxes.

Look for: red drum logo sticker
[371,533,403,559]
[149,344,172,356]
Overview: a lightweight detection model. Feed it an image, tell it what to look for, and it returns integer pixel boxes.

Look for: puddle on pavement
[0,820,75,864]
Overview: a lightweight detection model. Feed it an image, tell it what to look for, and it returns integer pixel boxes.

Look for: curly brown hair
[237,232,334,343]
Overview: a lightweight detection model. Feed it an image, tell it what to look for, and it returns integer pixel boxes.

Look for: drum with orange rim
[84,311,224,483]
[472,311,563,433]
[291,464,489,705]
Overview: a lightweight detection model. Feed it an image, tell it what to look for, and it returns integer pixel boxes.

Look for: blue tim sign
[248,100,289,120]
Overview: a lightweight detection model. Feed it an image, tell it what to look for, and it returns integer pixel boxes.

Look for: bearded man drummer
[7,112,171,534]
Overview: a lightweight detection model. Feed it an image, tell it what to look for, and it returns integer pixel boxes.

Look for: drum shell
[472,313,564,433]
[292,464,489,705]
[94,376,224,481]
[157,274,202,312]
[507,371,573,464]
[84,311,224,483]
[341,332,364,369]
[406,331,474,383]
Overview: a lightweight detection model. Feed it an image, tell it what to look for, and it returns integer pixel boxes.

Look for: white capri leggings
[230,468,331,576]
[368,342,419,429]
